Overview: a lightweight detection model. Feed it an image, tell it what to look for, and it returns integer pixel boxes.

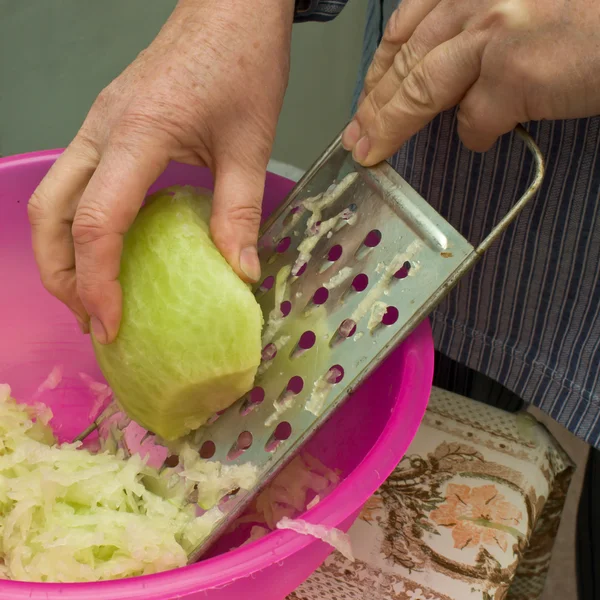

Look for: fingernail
[71,309,90,334]
[90,316,108,345]
[353,136,371,163]
[342,120,362,150]
[239,246,261,283]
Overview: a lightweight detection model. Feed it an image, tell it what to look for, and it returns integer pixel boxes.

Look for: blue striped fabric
[298,0,600,448]
[294,0,349,22]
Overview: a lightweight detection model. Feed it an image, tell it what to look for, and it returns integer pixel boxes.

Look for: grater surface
[74,126,544,564]
[181,126,544,562]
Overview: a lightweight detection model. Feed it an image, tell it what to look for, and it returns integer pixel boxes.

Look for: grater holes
[276,237,291,254]
[330,319,357,347]
[280,300,292,317]
[311,287,329,306]
[364,230,382,248]
[382,306,399,326]
[394,261,412,280]
[276,376,305,406]
[257,275,275,295]
[200,440,216,459]
[164,455,179,468]
[326,365,345,384]
[227,431,253,461]
[370,306,400,332]
[282,206,300,228]
[308,220,322,236]
[240,386,265,416]
[355,230,382,260]
[291,331,316,359]
[339,319,357,338]
[287,375,305,395]
[219,487,241,507]
[207,410,226,425]
[352,273,369,292]
[319,244,343,273]
[265,421,293,452]
[335,203,358,231]
[292,262,307,278]
[328,244,343,261]
[262,343,278,362]
[340,273,369,304]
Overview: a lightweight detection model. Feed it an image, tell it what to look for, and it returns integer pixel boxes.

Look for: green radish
[93,186,263,441]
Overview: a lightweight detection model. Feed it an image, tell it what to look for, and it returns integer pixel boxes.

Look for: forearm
[294,0,350,22]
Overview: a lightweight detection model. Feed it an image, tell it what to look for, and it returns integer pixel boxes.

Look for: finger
[354,30,485,166]
[457,80,519,152]
[361,0,442,100]
[210,159,266,285]
[348,0,471,150]
[72,136,168,344]
[28,138,99,330]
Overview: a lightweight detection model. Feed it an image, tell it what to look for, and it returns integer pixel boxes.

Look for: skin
[343,0,600,162]
[29,0,600,344]
[27,0,295,343]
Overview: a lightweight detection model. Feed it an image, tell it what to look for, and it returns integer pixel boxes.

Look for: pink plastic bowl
[0,150,433,600]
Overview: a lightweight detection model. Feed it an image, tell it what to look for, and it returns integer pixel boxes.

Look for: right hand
[343,0,600,164]
[28,0,294,344]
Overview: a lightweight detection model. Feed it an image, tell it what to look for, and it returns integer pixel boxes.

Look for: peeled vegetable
[93,186,263,440]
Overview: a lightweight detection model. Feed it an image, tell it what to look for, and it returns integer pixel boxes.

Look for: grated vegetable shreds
[33,365,63,398]
[276,517,354,562]
[234,454,341,532]
[0,385,220,582]
[178,444,258,510]
[79,373,113,421]
[0,376,343,581]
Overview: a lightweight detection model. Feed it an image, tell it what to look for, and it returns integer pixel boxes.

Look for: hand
[342,0,600,164]
[28,0,294,343]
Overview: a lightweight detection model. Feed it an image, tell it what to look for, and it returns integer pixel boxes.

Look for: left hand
[342,0,600,165]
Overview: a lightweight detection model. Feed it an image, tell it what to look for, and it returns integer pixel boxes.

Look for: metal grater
[77,125,544,564]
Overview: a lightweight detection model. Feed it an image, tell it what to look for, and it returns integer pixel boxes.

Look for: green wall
[0,1,366,169]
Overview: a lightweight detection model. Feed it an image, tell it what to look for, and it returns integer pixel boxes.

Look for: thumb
[210,160,266,284]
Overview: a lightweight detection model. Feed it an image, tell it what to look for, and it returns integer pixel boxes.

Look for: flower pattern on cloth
[289,388,574,600]
[430,484,523,552]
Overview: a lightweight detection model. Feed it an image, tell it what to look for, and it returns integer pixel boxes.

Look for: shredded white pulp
[0,382,252,582]
[276,518,354,562]
[0,368,345,583]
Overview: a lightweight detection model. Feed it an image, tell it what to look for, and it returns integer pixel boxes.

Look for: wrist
[172,0,295,36]
[177,0,295,18]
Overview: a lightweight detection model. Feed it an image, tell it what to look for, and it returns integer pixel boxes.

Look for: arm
[343,0,600,163]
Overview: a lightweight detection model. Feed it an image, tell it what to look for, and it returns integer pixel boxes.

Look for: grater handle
[475,125,545,254]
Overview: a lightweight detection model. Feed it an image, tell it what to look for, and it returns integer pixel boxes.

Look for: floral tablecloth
[289,387,574,600]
